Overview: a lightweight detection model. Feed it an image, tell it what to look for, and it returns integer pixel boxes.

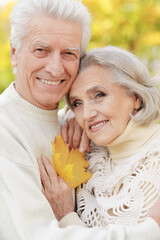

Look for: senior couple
[0,0,160,239]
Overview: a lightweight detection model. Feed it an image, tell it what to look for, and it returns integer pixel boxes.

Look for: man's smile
[37,78,64,86]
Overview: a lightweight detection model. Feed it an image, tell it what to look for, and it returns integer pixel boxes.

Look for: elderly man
[0,0,159,240]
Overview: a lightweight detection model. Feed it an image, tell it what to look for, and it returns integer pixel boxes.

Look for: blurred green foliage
[0,0,160,96]
[83,0,160,75]
[0,2,15,93]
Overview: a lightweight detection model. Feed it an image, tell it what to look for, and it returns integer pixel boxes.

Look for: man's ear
[10,43,18,67]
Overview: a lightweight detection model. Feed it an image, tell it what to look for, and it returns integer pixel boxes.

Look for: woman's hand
[37,156,74,221]
[150,197,160,227]
[60,108,90,152]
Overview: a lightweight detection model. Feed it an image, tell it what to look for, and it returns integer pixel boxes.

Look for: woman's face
[69,65,140,146]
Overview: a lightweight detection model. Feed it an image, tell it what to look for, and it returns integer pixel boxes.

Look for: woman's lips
[89,120,108,132]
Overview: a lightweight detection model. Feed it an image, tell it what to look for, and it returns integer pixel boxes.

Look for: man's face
[11,15,82,110]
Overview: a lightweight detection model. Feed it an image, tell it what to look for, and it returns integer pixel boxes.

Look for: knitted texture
[76,137,160,227]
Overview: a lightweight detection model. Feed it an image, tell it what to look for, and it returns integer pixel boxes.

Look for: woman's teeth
[90,121,107,129]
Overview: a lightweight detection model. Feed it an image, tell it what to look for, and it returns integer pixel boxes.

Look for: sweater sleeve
[59,212,87,227]
[58,106,75,125]
[59,214,160,240]
[34,217,160,240]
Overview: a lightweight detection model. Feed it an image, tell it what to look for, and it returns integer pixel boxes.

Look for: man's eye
[36,48,45,52]
[34,48,47,57]
[64,52,78,61]
[66,52,74,55]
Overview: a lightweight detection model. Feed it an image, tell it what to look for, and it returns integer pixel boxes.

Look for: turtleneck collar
[6,82,59,122]
[107,119,160,161]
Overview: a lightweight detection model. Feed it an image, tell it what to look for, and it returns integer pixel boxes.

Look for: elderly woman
[38,46,160,229]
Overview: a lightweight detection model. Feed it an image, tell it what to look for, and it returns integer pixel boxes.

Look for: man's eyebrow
[66,47,80,53]
[33,41,50,48]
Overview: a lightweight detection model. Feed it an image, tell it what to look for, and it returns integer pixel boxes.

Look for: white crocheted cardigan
[76,120,160,227]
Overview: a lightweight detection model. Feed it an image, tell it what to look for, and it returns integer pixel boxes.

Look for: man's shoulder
[0,85,13,108]
[0,97,14,123]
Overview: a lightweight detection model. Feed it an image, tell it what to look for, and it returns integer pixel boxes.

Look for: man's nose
[45,52,64,77]
[83,103,97,121]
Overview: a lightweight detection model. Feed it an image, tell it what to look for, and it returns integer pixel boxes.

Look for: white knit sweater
[76,120,160,228]
[0,83,160,240]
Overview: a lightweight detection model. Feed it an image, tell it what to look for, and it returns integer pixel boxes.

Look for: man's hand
[60,108,90,152]
[37,156,74,221]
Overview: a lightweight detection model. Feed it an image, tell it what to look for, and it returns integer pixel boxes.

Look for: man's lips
[37,77,64,86]
[89,120,108,131]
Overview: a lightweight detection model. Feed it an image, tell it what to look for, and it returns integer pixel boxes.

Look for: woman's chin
[92,139,110,146]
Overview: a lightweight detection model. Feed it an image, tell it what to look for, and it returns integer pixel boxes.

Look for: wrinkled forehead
[17,15,82,59]
[71,64,110,89]
[71,71,87,90]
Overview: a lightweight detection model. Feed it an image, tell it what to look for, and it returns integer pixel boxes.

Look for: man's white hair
[10,0,91,57]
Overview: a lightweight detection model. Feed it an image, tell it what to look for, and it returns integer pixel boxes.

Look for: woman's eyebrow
[70,85,105,101]
[69,95,78,101]
[86,85,105,94]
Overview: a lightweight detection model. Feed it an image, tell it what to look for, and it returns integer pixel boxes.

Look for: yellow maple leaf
[51,134,92,189]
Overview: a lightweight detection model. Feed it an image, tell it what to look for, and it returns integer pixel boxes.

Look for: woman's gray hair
[68,46,160,127]
[10,0,91,57]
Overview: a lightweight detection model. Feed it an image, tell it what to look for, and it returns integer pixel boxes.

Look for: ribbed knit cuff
[59,212,87,228]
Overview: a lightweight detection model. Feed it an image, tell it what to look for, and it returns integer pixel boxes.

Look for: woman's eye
[71,101,82,108]
[95,92,106,98]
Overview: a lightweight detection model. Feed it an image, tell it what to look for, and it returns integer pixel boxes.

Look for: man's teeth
[90,121,107,129]
[39,79,61,86]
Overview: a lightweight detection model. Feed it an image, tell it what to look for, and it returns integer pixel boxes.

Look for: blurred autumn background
[0,0,160,95]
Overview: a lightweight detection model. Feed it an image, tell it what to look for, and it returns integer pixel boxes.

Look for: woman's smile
[70,64,140,146]
[88,120,108,132]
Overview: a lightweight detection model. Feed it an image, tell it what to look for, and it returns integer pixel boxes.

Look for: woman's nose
[83,104,97,121]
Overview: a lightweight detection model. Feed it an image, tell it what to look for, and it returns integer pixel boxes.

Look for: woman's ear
[10,43,18,67]
[134,94,142,110]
